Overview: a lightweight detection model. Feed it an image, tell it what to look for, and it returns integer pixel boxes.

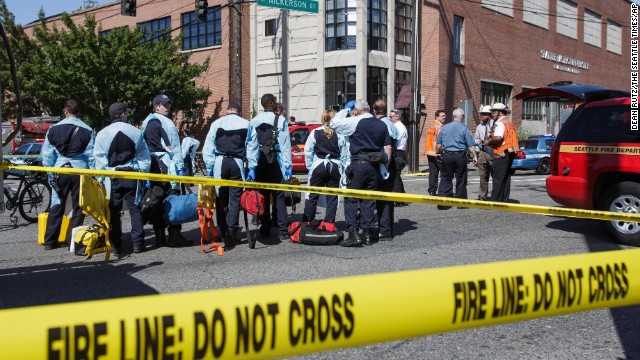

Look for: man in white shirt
[390,109,408,195]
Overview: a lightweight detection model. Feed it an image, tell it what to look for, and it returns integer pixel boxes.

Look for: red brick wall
[418,0,631,165]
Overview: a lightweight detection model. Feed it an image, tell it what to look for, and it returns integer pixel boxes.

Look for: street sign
[257,0,319,13]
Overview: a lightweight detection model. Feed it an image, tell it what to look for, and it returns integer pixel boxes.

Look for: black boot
[153,225,167,247]
[340,229,363,247]
[362,229,375,246]
[224,229,237,250]
[167,226,192,247]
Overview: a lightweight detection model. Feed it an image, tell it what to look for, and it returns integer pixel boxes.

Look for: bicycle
[2,160,51,224]
[193,153,207,176]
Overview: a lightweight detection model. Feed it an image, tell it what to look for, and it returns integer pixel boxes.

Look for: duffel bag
[140,186,165,224]
[73,224,111,260]
[290,220,343,246]
[162,193,199,225]
[240,189,265,216]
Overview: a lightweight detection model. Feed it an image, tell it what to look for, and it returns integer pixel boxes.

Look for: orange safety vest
[424,120,443,156]
[490,116,519,157]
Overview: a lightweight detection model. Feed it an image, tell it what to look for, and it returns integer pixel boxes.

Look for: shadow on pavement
[0,261,162,309]
[545,217,640,358]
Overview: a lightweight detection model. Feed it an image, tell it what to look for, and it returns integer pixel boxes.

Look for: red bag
[319,221,336,232]
[240,189,265,216]
[288,221,307,243]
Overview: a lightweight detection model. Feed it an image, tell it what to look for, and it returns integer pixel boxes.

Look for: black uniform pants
[215,158,244,232]
[393,150,406,193]
[345,161,379,233]
[149,155,180,231]
[256,161,289,236]
[377,159,396,237]
[427,155,442,195]
[437,152,469,199]
[109,178,144,251]
[303,162,341,223]
[490,152,515,202]
[44,174,85,247]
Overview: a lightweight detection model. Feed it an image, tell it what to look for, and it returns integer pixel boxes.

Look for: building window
[100,27,127,37]
[181,7,222,51]
[368,0,387,51]
[138,16,171,43]
[326,0,356,51]
[481,81,512,108]
[583,9,601,48]
[481,0,513,17]
[394,70,410,99]
[453,15,464,65]
[607,20,622,55]
[523,0,548,29]
[521,88,545,121]
[367,67,387,106]
[395,0,412,56]
[556,0,577,39]
[325,67,356,110]
[265,19,277,36]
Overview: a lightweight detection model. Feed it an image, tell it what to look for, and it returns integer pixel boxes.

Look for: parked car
[520,86,638,246]
[512,135,555,174]
[289,124,318,173]
[4,142,43,179]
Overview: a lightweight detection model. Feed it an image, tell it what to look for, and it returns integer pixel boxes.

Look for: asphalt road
[0,169,638,359]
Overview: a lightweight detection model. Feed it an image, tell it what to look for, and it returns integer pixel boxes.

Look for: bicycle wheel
[19,180,51,223]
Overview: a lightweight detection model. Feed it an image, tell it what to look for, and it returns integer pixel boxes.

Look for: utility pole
[409,0,422,173]
[281,10,289,113]
[228,1,240,103]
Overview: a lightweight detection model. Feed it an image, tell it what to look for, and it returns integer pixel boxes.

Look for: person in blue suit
[140,94,190,247]
[94,102,151,256]
[247,94,292,242]
[42,99,95,250]
[202,102,258,249]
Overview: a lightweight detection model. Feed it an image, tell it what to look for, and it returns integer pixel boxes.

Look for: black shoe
[224,230,237,250]
[133,245,146,253]
[279,234,290,242]
[340,230,363,247]
[167,228,192,247]
[362,229,375,246]
[378,233,393,241]
[44,243,58,250]
[154,226,167,247]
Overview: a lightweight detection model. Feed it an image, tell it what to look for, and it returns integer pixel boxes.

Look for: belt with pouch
[442,150,466,154]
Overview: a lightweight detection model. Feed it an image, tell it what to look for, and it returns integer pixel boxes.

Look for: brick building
[21,0,631,167]
[22,0,251,142]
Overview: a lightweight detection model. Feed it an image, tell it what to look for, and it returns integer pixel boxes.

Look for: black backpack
[140,186,165,224]
[259,113,279,165]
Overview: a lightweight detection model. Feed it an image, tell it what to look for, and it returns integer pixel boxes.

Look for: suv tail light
[550,142,560,176]
[515,151,526,159]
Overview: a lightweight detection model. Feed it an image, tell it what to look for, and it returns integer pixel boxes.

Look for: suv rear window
[521,140,539,149]
[291,128,310,146]
[562,105,639,143]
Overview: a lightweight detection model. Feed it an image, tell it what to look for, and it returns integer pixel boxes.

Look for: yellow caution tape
[0,249,637,359]
[3,164,640,223]
[402,172,429,177]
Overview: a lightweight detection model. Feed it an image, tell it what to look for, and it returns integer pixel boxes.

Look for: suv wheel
[599,181,640,247]
[536,158,550,175]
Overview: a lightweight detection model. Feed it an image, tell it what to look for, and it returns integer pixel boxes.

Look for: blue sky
[5,0,111,25]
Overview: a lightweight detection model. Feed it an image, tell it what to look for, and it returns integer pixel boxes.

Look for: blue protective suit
[248,111,291,176]
[304,126,349,186]
[93,121,151,204]
[202,113,258,187]
[42,117,95,207]
[181,136,201,172]
[141,112,184,189]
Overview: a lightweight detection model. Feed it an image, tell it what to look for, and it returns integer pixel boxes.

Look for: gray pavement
[0,169,638,359]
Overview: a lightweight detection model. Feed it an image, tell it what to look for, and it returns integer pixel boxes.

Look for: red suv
[545,92,639,246]
[289,124,318,173]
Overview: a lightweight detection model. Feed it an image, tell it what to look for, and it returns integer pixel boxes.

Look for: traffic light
[196,0,208,21]
[121,0,136,16]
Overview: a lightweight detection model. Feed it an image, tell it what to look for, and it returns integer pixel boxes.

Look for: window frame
[265,18,277,37]
[606,20,622,55]
[453,15,464,65]
[325,67,357,109]
[181,6,222,51]
[325,0,357,51]
[368,0,387,51]
[523,0,549,29]
[583,9,601,48]
[137,16,172,43]
[395,0,412,56]
[481,0,513,18]
[481,81,512,109]
[556,0,577,40]
[367,66,388,107]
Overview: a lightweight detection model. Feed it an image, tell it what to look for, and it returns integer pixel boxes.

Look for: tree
[5,9,210,129]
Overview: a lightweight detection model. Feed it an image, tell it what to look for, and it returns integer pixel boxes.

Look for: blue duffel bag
[162,193,199,225]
